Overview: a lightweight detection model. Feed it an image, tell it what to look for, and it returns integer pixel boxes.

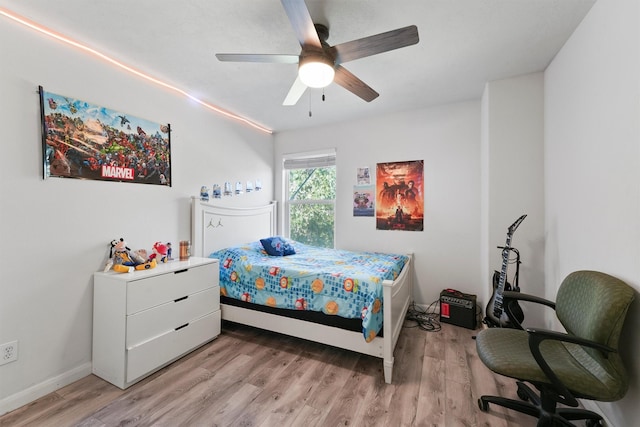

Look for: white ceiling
[1,0,595,133]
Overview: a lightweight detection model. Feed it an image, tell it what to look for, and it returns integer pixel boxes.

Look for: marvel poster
[39,86,171,186]
[376,160,424,231]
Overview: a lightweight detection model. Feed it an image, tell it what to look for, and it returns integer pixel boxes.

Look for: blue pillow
[260,236,296,256]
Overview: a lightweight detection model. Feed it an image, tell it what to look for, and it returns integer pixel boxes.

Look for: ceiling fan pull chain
[308,91,312,117]
[322,89,325,102]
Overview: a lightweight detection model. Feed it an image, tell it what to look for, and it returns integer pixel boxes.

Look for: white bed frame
[191,197,413,383]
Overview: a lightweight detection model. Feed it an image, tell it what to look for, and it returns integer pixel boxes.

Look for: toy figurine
[200,186,209,202]
[212,184,221,198]
[149,241,169,263]
[104,238,156,273]
[166,242,173,260]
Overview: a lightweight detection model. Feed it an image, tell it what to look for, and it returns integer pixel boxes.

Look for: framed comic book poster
[39,86,171,186]
[376,160,424,231]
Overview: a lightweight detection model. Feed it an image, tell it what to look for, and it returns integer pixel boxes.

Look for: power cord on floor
[476,303,484,327]
[404,300,441,332]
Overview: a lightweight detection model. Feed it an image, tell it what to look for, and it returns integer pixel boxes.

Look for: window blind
[283,150,336,170]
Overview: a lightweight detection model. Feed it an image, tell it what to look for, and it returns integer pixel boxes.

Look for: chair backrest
[555,271,635,400]
[556,270,634,349]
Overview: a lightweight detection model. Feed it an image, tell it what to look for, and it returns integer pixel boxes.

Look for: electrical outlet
[0,341,18,365]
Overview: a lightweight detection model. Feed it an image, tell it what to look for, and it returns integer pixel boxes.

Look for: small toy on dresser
[104,238,157,273]
[149,241,169,263]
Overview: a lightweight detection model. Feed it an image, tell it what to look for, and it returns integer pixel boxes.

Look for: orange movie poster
[376,160,424,231]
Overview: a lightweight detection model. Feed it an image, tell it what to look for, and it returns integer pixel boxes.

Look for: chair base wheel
[479,391,606,427]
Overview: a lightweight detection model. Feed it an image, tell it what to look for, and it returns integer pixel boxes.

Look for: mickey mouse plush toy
[149,241,169,263]
[104,238,157,273]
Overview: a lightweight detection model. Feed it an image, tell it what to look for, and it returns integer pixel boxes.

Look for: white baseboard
[0,362,92,416]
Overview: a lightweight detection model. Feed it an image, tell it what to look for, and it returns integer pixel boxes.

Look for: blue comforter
[210,240,408,342]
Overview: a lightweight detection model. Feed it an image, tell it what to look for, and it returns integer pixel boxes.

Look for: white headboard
[191,197,277,257]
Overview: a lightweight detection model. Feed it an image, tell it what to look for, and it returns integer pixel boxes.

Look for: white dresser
[92,257,220,389]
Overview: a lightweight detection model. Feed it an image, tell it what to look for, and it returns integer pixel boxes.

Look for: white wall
[481,73,546,327]
[275,101,482,306]
[0,17,274,414]
[545,0,640,425]
[3,0,639,424]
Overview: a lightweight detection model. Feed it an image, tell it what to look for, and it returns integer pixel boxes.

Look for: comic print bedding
[210,239,408,342]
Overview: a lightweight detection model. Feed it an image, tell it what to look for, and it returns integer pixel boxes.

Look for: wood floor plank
[1,322,541,427]
[226,337,309,427]
[443,324,473,386]
[257,345,333,427]
[317,361,375,427]
[467,335,512,427]
[287,404,325,427]
[200,382,262,426]
[381,328,424,426]
[305,344,362,408]
[164,379,260,426]
[415,356,446,426]
[0,391,65,427]
[86,366,215,426]
[352,358,390,426]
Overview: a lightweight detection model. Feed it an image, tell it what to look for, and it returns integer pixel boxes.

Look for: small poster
[353,185,375,217]
[357,167,371,185]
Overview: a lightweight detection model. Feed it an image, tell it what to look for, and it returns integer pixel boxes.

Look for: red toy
[149,241,169,263]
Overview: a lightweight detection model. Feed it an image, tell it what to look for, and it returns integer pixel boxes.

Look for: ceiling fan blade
[333,65,379,102]
[329,25,419,64]
[283,76,308,106]
[280,0,322,48]
[215,53,299,64]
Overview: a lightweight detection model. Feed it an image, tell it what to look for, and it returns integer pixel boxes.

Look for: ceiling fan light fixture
[298,55,335,88]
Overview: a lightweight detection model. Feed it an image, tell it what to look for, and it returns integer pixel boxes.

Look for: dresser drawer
[126,310,221,383]
[127,262,218,314]
[126,286,220,348]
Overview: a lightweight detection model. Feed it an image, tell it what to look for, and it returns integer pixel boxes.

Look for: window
[284,150,336,248]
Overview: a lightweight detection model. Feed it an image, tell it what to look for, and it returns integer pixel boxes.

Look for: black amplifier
[440,289,477,330]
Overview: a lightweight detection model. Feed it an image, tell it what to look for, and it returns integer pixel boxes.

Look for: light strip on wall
[0,8,273,135]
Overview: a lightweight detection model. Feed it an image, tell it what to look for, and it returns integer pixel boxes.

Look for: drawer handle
[175,323,189,331]
[174,295,188,303]
[174,269,188,274]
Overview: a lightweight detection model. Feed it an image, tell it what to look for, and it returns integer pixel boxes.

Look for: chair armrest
[527,328,616,355]
[502,291,556,310]
[525,327,616,407]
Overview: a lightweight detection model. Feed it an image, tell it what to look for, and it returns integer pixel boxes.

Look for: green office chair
[476,270,634,427]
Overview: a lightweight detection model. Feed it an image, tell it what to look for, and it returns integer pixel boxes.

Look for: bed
[191,197,413,383]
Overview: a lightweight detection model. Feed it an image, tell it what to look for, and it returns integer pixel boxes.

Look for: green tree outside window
[287,166,336,248]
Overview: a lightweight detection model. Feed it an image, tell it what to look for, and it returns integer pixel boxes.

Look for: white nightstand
[92,257,220,389]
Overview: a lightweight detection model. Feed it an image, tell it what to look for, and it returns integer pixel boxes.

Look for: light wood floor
[0,321,537,427]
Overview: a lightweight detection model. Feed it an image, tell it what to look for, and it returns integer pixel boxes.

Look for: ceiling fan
[215,0,419,106]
